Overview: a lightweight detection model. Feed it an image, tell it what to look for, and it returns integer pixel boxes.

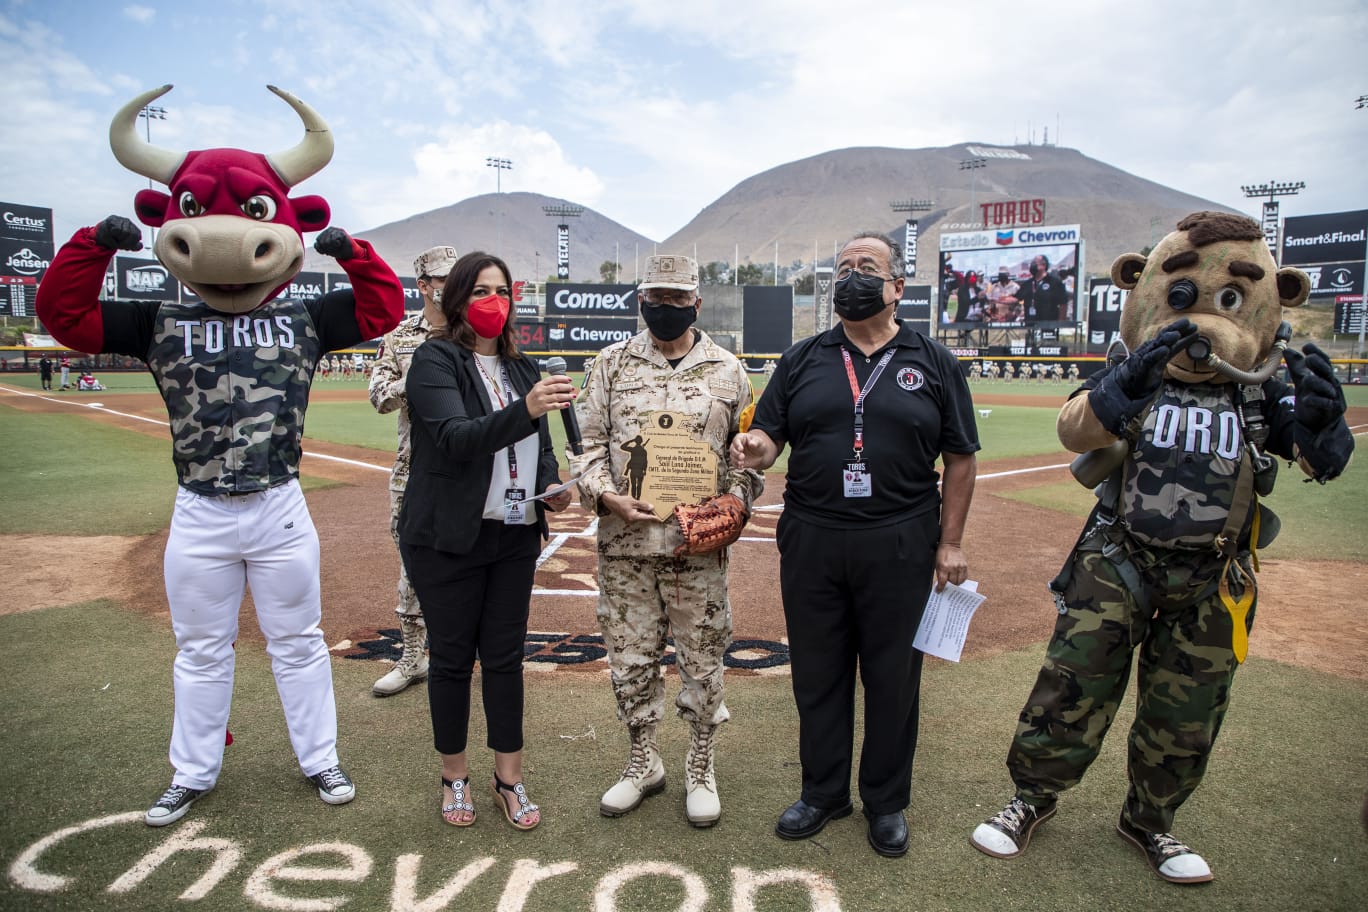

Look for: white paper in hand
[913,580,985,663]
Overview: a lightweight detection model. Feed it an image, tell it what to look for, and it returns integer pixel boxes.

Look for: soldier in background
[367,245,458,697]
[571,254,763,827]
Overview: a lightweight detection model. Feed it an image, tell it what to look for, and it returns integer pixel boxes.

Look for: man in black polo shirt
[730,231,979,858]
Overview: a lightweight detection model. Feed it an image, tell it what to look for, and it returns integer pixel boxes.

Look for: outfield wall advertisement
[1280,209,1368,267]
[1,201,53,317]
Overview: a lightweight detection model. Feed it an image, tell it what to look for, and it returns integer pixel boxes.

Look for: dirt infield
[6,386,1366,680]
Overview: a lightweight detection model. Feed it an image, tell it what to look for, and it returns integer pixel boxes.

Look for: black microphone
[543,356,583,455]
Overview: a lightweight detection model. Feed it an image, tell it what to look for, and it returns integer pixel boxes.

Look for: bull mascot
[36,85,405,826]
[969,212,1353,883]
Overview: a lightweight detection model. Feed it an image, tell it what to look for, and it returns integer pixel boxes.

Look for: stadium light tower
[486,157,512,252]
[890,199,934,278]
[1241,180,1304,263]
[543,204,585,281]
[958,158,987,213]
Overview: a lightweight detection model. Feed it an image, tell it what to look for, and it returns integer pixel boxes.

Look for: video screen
[939,241,1080,328]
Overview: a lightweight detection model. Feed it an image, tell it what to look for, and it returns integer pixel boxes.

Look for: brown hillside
[313,143,1244,287]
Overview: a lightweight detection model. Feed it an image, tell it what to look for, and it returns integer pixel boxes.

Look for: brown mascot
[970,212,1354,884]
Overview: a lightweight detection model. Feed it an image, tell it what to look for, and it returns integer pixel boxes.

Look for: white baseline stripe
[1,385,389,471]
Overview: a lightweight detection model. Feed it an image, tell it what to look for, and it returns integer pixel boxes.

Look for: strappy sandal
[441,776,475,826]
[491,774,540,830]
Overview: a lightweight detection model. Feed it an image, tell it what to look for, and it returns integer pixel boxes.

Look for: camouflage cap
[413,246,459,280]
[639,254,699,291]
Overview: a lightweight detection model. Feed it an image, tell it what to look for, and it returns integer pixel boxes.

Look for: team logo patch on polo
[896,367,925,391]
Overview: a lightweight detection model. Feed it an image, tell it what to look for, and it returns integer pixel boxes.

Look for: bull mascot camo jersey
[36,85,404,825]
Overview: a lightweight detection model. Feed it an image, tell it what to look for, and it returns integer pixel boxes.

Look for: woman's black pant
[401,521,539,755]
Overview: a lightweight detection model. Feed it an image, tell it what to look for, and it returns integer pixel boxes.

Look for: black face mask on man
[640,299,698,341]
[833,271,889,321]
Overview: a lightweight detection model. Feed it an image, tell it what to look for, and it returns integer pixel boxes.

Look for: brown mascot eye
[177,192,204,217]
[241,195,277,221]
[1216,286,1244,311]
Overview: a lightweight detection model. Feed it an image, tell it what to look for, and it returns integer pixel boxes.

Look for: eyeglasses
[835,264,895,281]
[641,290,696,306]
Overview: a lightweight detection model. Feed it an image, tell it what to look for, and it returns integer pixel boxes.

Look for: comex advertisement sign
[546,283,637,316]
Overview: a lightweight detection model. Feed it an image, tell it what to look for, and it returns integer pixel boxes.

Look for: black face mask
[833,271,889,321]
[640,300,697,341]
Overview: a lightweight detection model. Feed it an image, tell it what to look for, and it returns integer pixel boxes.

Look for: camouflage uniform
[368,313,438,624]
[570,329,763,727]
[1007,378,1297,832]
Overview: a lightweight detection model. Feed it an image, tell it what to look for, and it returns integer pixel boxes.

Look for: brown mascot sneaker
[970,796,1057,858]
[1116,813,1213,884]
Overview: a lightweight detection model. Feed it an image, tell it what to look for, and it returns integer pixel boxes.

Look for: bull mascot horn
[108,84,334,187]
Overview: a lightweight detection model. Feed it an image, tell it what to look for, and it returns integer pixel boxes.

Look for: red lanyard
[840,346,896,456]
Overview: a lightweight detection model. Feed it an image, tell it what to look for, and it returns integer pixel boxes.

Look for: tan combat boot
[600,723,665,817]
[684,722,720,827]
[372,616,428,696]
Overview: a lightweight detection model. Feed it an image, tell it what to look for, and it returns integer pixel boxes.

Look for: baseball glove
[673,493,748,557]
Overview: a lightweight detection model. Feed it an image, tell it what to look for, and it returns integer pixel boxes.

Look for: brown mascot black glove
[1088,317,1198,435]
[673,493,748,557]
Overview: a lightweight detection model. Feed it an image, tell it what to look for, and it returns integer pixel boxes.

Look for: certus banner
[1,201,54,317]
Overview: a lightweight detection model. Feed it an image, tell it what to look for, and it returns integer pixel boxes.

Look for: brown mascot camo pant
[1006,526,1254,833]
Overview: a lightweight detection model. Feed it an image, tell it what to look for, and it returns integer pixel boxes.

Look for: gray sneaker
[309,766,356,805]
[145,783,209,827]
[970,796,1057,858]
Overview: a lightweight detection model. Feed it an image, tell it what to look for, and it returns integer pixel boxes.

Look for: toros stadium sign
[979,199,1046,229]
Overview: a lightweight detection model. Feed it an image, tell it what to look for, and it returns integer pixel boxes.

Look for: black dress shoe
[865,809,909,857]
[775,798,854,840]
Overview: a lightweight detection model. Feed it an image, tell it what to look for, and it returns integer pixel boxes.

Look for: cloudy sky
[3,0,1365,247]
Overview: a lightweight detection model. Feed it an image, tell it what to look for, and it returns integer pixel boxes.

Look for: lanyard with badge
[476,357,528,524]
[839,346,895,498]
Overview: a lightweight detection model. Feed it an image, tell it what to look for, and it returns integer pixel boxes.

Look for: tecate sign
[940,224,1080,251]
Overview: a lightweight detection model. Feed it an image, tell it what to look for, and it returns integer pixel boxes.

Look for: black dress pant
[776,510,937,814]
[401,520,539,755]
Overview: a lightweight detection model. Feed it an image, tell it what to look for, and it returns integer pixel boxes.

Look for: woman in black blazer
[399,251,575,831]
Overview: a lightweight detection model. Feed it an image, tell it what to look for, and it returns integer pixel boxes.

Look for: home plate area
[331,500,793,676]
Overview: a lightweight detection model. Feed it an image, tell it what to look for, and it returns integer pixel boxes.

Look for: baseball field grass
[0,600,1364,911]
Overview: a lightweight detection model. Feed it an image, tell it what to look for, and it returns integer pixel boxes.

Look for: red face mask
[467,294,510,339]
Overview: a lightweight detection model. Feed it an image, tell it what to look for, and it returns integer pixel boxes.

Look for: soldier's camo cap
[413,246,459,280]
[639,255,699,291]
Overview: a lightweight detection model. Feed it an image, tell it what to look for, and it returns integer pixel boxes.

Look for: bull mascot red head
[111,84,334,315]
